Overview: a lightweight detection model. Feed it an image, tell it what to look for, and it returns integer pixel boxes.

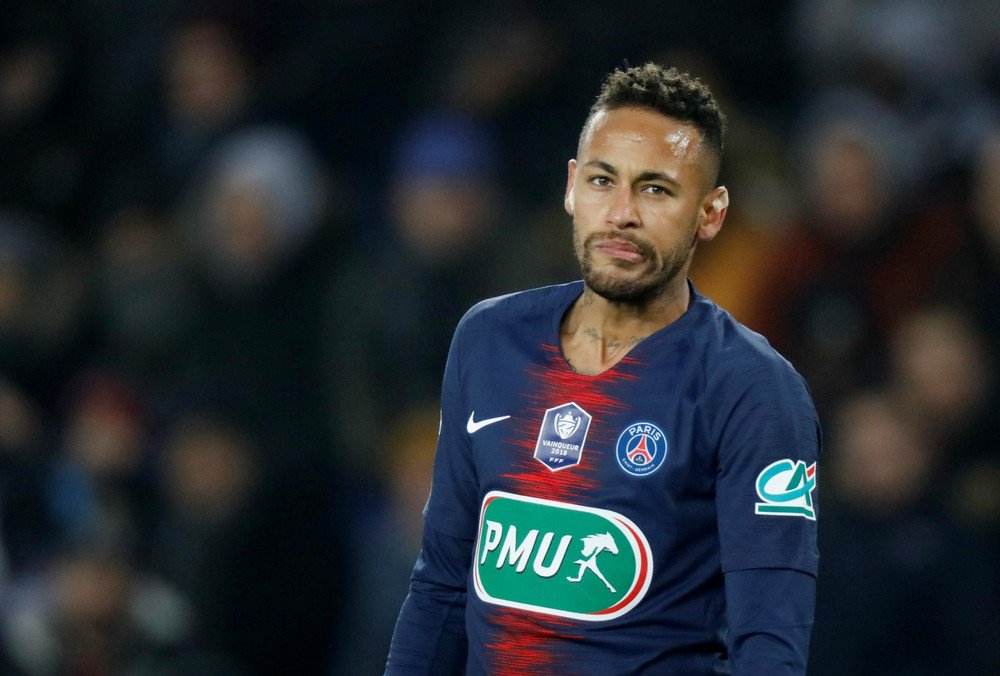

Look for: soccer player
[386,63,819,675]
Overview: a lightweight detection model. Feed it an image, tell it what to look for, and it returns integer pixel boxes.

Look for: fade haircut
[582,63,727,184]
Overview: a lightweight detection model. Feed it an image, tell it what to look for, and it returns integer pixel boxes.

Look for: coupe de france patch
[533,402,592,471]
[754,459,817,520]
[615,422,668,477]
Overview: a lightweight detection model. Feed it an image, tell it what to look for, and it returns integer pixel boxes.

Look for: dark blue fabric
[388,281,819,674]
[725,568,816,675]
[385,525,471,675]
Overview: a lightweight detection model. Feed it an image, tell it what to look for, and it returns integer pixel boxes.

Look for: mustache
[584,232,656,259]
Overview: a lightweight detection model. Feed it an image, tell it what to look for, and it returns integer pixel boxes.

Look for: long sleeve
[385,525,473,674]
[385,307,483,674]
[725,568,816,675]
[711,338,821,674]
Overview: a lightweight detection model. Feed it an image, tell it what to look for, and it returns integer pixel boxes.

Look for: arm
[725,568,816,676]
[712,350,821,674]
[385,311,481,674]
[386,525,472,674]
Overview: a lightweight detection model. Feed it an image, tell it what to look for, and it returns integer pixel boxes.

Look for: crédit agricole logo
[473,491,653,621]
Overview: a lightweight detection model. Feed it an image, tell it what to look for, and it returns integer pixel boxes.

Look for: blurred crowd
[0,1,998,674]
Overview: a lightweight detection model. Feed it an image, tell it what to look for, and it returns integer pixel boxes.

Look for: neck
[576,275,690,334]
[559,277,690,375]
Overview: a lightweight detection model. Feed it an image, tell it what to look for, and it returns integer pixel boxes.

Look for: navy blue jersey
[394,281,820,675]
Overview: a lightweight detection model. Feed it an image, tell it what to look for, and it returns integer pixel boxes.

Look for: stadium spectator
[171,125,335,460]
[46,372,153,558]
[752,93,965,412]
[0,212,88,408]
[90,205,201,398]
[0,543,196,675]
[888,307,995,461]
[323,112,517,475]
[0,377,54,574]
[149,413,344,674]
[810,391,996,674]
[333,401,439,675]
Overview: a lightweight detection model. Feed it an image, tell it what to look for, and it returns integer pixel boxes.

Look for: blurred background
[0,0,997,673]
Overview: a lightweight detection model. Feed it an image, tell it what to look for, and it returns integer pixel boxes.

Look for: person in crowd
[149,412,345,675]
[333,401,439,675]
[324,112,517,476]
[810,391,997,674]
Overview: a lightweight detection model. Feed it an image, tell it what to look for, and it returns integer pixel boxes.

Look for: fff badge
[534,402,592,471]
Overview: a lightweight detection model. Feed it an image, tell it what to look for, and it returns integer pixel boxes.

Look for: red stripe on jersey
[501,344,640,502]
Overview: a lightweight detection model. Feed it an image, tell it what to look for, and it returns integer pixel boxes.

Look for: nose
[607,186,640,229]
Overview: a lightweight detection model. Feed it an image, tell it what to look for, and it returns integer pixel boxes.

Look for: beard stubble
[573,227,694,305]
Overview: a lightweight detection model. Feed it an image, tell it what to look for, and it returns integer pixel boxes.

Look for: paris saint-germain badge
[616,422,668,477]
[533,402,592,471]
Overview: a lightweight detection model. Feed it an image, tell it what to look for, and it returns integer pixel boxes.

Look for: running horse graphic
[566,532,619,593]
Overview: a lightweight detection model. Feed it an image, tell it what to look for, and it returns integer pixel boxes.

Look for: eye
[642,184,672,196]
[589,175,613,188]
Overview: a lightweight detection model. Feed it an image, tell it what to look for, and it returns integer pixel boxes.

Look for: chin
[584,270,669,304]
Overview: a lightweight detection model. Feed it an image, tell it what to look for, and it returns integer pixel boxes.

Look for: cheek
[570,197,610,234]
[645,201,699,236]
[571,218,586,253]
[573,188,604,213]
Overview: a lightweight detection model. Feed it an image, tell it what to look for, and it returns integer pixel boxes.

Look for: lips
[593,238,645,263]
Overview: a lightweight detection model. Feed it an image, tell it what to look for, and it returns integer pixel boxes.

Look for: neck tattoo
[584,327,644,352]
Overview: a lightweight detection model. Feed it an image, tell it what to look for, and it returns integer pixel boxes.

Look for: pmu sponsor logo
[473,491,653,621]
[754,459,817,520]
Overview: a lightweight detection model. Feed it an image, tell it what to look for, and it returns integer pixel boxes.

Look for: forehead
[580,107,710,180]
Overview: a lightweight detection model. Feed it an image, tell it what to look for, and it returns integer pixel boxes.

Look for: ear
[697,186,728,242]
[564,159,577,215]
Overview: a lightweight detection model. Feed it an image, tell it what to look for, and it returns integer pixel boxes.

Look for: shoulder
[693,292,815,411]
[443,282,579,388]
[455,281,582,337]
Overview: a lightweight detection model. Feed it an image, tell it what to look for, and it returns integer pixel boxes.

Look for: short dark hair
[584,63,727,182]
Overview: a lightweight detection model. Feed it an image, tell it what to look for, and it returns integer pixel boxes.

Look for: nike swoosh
[467,412,511,434]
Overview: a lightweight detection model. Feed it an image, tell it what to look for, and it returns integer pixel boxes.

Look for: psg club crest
[534,402,592,472]
[615,422,668,477]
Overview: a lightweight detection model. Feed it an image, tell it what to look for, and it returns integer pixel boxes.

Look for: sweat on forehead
[578,107,718,182]
[581,108,696,148]
[665,131,692,157]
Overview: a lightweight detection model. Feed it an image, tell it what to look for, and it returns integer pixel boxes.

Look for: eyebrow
[583,160,681,187]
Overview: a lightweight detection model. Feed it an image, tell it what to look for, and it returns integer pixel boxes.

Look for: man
[387,63,819,675]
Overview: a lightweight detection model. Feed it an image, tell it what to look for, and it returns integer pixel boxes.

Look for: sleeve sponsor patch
[754,459,817,520]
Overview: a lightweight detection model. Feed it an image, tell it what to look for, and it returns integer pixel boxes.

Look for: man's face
[565,106,724,304]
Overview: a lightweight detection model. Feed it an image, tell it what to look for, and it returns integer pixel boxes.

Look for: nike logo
[467,412,511,434]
